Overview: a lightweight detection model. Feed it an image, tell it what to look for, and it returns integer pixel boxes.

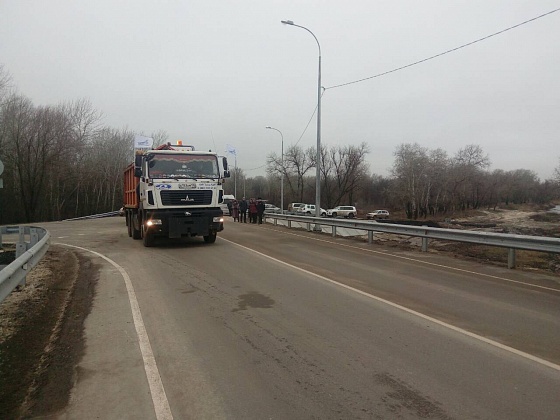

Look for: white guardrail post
[0,226,50,303]
[263,212,560,269]
[508,248,516,269]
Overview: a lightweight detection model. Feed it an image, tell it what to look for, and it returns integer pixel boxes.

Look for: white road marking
[265,225,560,293]
[221,237,560,372]
[59,243,173,420]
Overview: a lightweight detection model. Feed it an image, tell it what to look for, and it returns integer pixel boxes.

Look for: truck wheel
[204,232,217,243]
[132,222,141,240]
[142,225,154,247]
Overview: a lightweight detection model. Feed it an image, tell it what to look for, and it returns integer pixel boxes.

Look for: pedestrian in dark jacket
[257,198,265,224]
[249,198,258,224]
[239,197,248,223]
[232,200,240,222]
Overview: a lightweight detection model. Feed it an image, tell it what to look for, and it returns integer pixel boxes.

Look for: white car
[326,206,357,218]
[288,202,305,214]
[220,194,236,215]
[296,204,327,217]
[264,203,282,213]
[366,210,390,220]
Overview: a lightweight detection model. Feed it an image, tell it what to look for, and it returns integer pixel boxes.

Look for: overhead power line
[294,89,325,147]
[325,7,560,90]
[288,7,559,157]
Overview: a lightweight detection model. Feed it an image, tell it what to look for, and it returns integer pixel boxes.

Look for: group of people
[228,197,265,224]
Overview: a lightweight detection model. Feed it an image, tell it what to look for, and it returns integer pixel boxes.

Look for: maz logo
[180,195,195,202]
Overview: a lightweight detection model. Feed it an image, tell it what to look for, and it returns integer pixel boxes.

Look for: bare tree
[0,65,12,104]
[151,129,169,148]
[1,97,77,221]
[319,142,369,208]
[554,158,560,184]
[270,144,314,202]
[448,144,491,211]
[391,143,430,219]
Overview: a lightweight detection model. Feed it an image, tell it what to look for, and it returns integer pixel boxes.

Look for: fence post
[421,225,429,252]
[508,248,516,269]
[332,226,336,237]
[368,231,373,244]
[30,228,39,248]
[16,226,26,258]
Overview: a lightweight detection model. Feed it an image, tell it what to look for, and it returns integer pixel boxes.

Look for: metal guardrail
[0,226,50,303]
[63,210,119,221]
[264,213,560,269]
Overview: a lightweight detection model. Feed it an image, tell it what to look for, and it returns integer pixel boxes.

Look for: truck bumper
[143,208,224,239]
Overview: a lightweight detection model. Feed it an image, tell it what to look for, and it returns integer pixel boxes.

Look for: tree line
[1,65,559,224]
[251,142,560,218]
[0,65,169,224]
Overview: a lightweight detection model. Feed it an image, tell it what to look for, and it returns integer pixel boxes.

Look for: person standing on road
[239,197,248,223]
[257,198,265,224]
[227,200,233,216]
[249,198,258,224]
[232,199,240,222]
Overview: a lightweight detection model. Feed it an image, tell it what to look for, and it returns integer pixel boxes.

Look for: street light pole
[265,126,284,214]
[281,20,322,228]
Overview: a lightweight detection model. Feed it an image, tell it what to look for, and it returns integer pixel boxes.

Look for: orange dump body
[123,162,139,209]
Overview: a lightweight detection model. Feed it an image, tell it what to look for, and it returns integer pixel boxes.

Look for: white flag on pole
[134,135,154,149]
[226,144,237,155]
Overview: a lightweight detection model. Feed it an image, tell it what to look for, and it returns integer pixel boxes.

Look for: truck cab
[124,142,230,246]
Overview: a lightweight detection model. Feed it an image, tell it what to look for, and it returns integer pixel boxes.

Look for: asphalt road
[41,216,560,419]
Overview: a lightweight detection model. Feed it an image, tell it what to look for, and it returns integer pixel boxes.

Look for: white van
[220,194,236,215]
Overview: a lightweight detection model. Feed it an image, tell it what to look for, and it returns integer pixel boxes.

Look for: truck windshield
[148,154,219,179]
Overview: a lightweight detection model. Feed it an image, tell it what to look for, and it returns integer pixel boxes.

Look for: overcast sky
[1,1,559,179]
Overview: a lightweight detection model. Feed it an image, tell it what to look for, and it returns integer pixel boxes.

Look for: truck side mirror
[224,170,231,178]
[222,157,229,171]
[134,155,143,178]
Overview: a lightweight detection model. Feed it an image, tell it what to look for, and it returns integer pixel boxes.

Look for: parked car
[296,204,327,217]
[288,202,305,214]
[366,209,390,220]
[326,205,357,218]
[264,203,282,213]
[220,194,236,215]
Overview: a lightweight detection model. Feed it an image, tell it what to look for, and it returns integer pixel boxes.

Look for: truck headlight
[146,219,162,226]
[213,217,224,223]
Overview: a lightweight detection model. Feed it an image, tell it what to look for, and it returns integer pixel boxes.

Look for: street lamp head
[265,126,272,129]
[281,20,294,25]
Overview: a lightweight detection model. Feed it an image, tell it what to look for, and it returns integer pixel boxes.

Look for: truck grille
[160,190,213,206]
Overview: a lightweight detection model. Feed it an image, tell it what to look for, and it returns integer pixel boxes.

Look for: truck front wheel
[132,214,141,239]
[204,231,217,243]
[142,224,155,247]
[132,223,141,240]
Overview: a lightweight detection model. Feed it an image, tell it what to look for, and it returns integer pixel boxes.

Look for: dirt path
[0,245,99,419]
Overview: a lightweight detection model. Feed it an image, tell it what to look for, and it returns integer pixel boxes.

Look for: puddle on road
[233,292,275,312]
